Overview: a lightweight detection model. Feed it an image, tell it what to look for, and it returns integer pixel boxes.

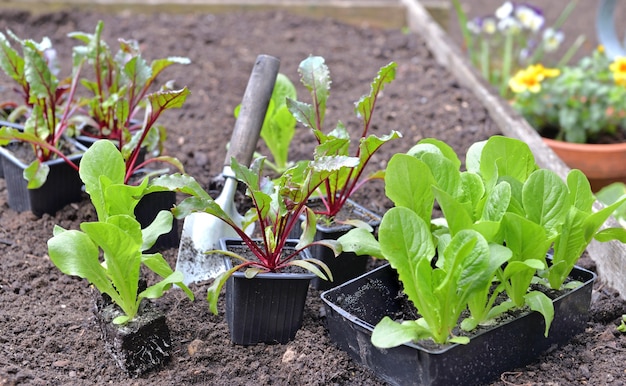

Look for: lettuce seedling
[371,207,511,346]
[286,56,401,218]
[341,135,626,347]
[47,140,194,324]
[235,73,297,174]
[150,154,359,314]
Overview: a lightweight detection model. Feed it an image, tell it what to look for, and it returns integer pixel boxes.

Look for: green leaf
[337,228,382,258]
[113,315,130,325]
[355,62,397,126]
[525,291,554,337]
[379,207,435,315]
[148,56,190,85]
[81,218,142,318]
[594,227,626,242]
[80,140,126,218]
[481,181,511,222]
[0,32,25,84]
[522,170,569,236]
[297,207,317,250]
[47,228,115,297]
[286,98,316,130]
[23,160,49,189]
[567,170,595,212]
[371,316,431,348]
[480,136,537,187]
[420,152,462,197]
[384,153,435,222]
[140,270,187,300]
[289,258,332,281]
[23,40,58,100]
[442,230,491,300]
[448,336,470,344]
[501,260,542,306]
[410,138,461,170]
[465,140,486,174]
[148,173,212,201]
[123,56,151,94]
[207,265,242,315]
[297,56,330,129]
[502,212,552,262]
[145,88,190,122]
[104,178,148,217]
[263,105,296,170]
[141,210,173,251]
[432,186,474,237]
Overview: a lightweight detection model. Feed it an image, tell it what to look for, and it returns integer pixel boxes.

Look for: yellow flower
[598,45,605,53]
[509,64,560,93]
[610,57,626,86]
[532,64,560,78]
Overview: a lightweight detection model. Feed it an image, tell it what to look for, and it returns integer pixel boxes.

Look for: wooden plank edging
[402,0,626,299]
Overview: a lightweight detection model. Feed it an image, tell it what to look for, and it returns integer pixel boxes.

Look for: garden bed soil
[1,8,625,386]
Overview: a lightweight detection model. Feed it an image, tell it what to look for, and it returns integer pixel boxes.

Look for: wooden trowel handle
[224,54,280,169]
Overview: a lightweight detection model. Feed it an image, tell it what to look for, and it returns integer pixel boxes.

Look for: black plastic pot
[134,190,179,252]
[221,238,315,345]
[0,138,87,217]
[93,289,172,376]
[0,120,24,179]
[321,263,596,386]
[291,198,381,290]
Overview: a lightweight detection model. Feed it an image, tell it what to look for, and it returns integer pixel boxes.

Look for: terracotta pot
[542,137,626,192]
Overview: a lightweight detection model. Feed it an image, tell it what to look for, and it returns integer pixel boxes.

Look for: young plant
[286,56,401,219]
[150,154,359,314]
[69,20,191,156]
[235,73,298,174]
[341,135,626,347]
[0,30,85,188]
[47,140,194,324]
[371,207,511,346]
[119,87,189,184]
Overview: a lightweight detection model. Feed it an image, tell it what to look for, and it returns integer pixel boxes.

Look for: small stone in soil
[281,347,296,363]
[187,339,204,357]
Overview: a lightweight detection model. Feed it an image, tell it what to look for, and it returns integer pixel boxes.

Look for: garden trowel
[176,54,280,285]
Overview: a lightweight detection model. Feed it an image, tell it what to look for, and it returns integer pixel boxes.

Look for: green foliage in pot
[0,21,190,189]
[286,56,401,219]
[340,135,626,346]
[0,30,85,188]
[47,140,194,324]
[509,47,626,143]
[117,86,189,184]
[69,20,190,157]
[235,73,297,174]
[150,153,362,314]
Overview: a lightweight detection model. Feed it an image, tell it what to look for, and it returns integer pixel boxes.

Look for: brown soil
[1,7,625,386]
